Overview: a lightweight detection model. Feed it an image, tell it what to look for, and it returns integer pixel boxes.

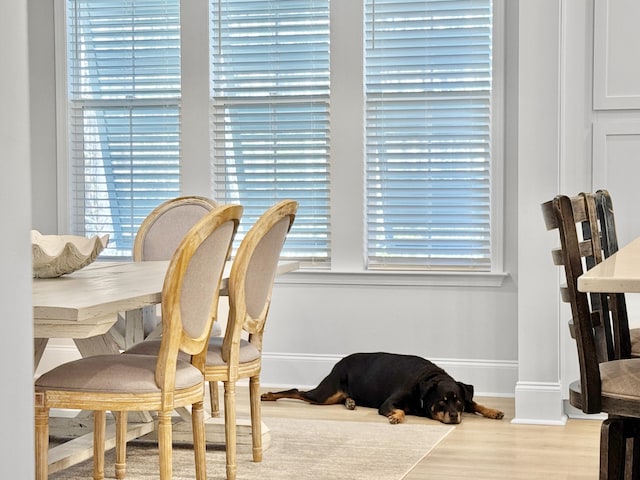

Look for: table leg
[110,306,157,350]
[125,305,156,349]
[73,335,121,356]
[34,338,48,371]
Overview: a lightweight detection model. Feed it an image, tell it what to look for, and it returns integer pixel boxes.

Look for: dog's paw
[474,403,505,420]
[387,409,405,424]
[490,409,505,420]
[345,398,356,410]
[261,393,275,401]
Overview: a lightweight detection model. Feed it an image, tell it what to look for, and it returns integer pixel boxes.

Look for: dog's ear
[418,377,437,400]
[457,381,474,402]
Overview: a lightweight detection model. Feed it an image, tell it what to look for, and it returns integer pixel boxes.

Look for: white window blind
[365,0,493,270]
[210,0,330,265]
[66,0,181,257]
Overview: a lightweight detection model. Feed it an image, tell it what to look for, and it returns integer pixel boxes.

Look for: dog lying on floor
[261,352,505,425]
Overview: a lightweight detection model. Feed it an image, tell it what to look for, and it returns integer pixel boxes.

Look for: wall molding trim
[512,381,568,425]
[36,346,518,398]
[593,0,640,109]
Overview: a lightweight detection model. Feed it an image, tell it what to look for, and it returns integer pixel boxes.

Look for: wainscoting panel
[593,0,640,109]
[592,120,640,247]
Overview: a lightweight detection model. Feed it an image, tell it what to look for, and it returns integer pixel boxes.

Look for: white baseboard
[512,381,568,425]
[35,345,518,398]
[260,353,518,397]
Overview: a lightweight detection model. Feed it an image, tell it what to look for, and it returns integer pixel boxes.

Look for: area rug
[50,417,454,480]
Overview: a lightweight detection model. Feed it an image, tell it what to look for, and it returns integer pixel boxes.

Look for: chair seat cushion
[206,337,260,366]
[35,354,203,393]
[125,337,260,366]
[600,358,640,401]
[125,340,191,362]
[631,328,640,357]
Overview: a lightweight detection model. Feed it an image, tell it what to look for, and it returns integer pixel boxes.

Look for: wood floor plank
[247,390,601,479]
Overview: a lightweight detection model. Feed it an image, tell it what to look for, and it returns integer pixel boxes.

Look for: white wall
[515,0,640,423]
[515,0,568,424]
[29,0,58,234]
[30,0,520,399]
[31,0,640,426]
[0,0,34,477]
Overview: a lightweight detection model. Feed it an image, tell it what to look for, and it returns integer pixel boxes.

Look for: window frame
[209,0,332,265]
[54,0,184,257]
[55,0,507,287]
[315,0,505,286]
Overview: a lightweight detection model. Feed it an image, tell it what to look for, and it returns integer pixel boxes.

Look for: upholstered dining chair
[133,195,217,262]
[131,195,220,339]
[130,195,225,415]
[542,193,640,479]
[127,199,298,480]
[34,203,243,480]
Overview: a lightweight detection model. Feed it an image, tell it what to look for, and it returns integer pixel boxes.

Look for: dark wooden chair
[542,193,640,479]
[594,189,640,358]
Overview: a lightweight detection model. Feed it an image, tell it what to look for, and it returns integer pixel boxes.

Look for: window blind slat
[366,0,493,270]
[211,0,331,264]
[67,0,181,257]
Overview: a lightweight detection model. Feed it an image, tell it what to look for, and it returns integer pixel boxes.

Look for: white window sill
[275,269,510,288]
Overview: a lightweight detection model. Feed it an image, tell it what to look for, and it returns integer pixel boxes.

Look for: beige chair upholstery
[542,193,640,479]
[126,199,298,480]
[131,195,222,338]
[34,204,242,480]
[133,195,217,262]
[130,195,225,415]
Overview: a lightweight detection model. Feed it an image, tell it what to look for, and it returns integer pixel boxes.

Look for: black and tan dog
[261,352,504,425]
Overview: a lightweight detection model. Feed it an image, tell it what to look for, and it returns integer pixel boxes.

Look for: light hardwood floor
[247,390,602,479]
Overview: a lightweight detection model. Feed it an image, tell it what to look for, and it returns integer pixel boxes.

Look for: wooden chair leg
[115,411,127,480]
[93,410,106,480]
[616,417,640,480]
[192,400,207,480]
[601,418,626,480]
[157,410,172,480]
[249,375,263,462]
[625,437,640,480]
[224,380,238,480]
[209,380,220,417]
[34,405,49,480]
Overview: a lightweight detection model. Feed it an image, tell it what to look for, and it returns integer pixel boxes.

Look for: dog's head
[418,376,474,424]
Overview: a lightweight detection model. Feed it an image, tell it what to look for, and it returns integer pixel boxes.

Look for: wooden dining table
[577,236,640,293]
[33,259,299,473]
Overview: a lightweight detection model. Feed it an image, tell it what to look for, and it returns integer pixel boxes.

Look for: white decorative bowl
[31,230,110,278]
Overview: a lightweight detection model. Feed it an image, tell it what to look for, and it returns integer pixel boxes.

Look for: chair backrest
[541,193,631,413]
[213,200,297,369]
[594,189,632,359]
[595,189,620,257]
[156,203,242,392]
[133,196,218,261]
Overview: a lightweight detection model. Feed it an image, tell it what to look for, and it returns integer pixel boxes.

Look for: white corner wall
[514,0,567,425]
[0,0,34,477]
